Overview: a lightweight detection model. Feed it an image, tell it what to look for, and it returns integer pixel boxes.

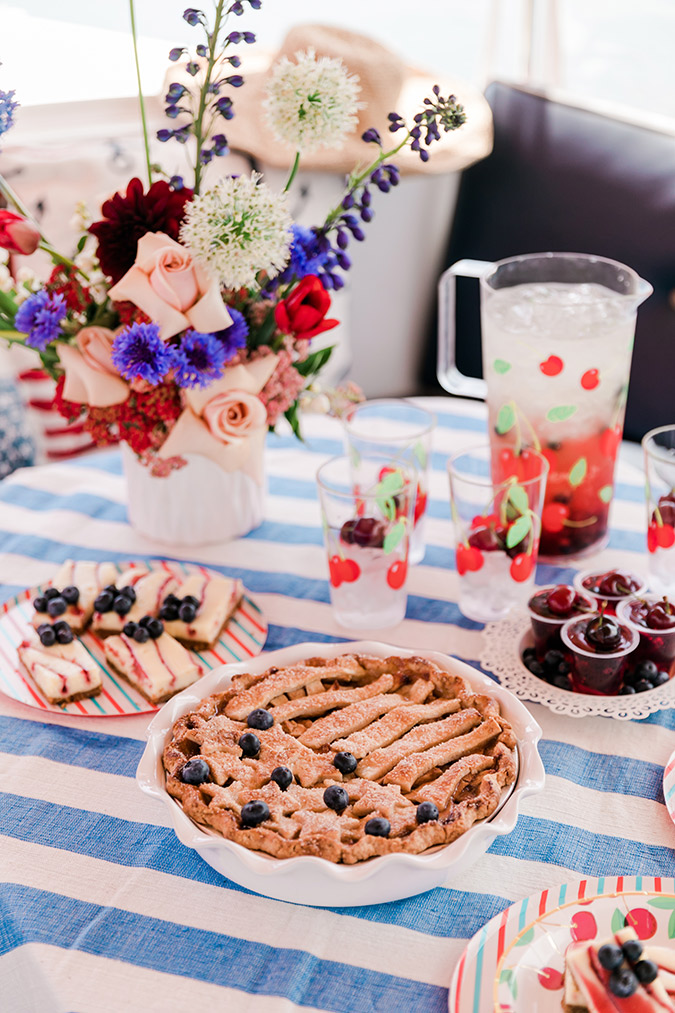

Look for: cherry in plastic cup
[527,584,596,659]
[616,595,675,676]
[573,568,647,617]
[561,614,639,695]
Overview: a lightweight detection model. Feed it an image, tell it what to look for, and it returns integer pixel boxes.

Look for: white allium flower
[70,201,91,233]
[264,48,362,154]
[180,172,293,290]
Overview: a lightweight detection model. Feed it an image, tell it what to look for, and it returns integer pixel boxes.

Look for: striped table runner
[1,396,673,1013]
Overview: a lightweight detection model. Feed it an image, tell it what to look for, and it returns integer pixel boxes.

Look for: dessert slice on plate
[564,925,675,1011]
[103,617,200,705]
[91,568,179,636]
[31,560,118,633]
[159,573,243,651]
[18,623,102,705]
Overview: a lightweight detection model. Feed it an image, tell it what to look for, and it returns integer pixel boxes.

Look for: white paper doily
[480,611,675,720]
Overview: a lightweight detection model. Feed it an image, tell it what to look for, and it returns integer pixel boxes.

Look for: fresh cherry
[596,571,640,597]
[340,516,386,548]
[546,585,576,616]
[645,601,675,630]
[655,495,675,527]
[468,524,503,552]
[586,615,621,651]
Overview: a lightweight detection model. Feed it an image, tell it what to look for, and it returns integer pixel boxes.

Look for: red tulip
[0,209,40,255]
[274,274,339,341]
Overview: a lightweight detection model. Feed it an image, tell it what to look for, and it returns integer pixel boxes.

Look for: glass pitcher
[438,252,652,559]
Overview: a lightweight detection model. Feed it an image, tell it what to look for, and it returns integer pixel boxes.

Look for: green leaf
[669,909,675,939]
[0,288,18,319]
[378,471,405,496]
[294,345,334,378]
[569,457,587,487]
[611,907,625,934]
[506,514,531,549]
[284,402,303,441]
[515,926,534,947]
[648,896,675,909]
[76,235,87,253]
[547,405,578,423]
[508,484,529,515]
[493,358,512,375]
[496,404,516,434]
[383,519,405,554]
[376,495,396,522]
[598,485,613,504]
[413,441,427,469]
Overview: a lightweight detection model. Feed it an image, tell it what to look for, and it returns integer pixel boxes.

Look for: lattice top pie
[163,653,518,864]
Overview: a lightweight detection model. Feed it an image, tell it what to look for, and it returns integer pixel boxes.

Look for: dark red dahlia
[89,177,193,284]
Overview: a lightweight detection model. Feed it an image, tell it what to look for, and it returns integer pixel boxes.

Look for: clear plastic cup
[616,595,675,676]
[342,399,436,565]
[447,444,549,622]
[643,424,675,596]
[573,567,647,616]
[316,454,415,630]
[526,584,595,659]
[561,614,639,695]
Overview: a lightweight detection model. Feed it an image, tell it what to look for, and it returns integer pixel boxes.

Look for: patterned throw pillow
[0,375,35,479]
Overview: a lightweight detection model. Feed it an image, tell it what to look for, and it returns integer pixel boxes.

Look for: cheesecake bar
[91,568,178,636]
[31,560,118,633]
[18,628,102,705]
[564,926,675,1012]
[103,619,200,705]
[159,573,243,651]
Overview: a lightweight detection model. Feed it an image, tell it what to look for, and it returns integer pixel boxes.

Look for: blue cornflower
[0,89,18,146]
[214,308,248,361]
[15,290,66,350]
[111,322,175,385]
[173,330,227,388]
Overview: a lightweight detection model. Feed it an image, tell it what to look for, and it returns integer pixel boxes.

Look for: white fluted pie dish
[136,640,545,907]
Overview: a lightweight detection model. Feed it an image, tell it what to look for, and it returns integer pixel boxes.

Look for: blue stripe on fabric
[0,716,144,775]
[538,741,665,800]
[0,793,512,941]
[0,883,446,1013]
[488,814,675,875]
[0,584,22,605]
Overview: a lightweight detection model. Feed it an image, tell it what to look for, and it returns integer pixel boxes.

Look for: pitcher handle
[437,259,493,400]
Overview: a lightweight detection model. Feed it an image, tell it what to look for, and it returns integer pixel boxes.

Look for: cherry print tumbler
[438,253,652,560]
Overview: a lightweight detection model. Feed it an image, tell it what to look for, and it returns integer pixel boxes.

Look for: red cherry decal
[386,560,407,589]
[540,355,563,376]
[570,911,598,942]
[456,543,484,575]
[329,556,343,588]
[509,553,533,582]
[341,558,361,583]
[648,523,659,553]
[542,503,569,533]
[413,488,427,526]
[599,425,621,458]
[581,369,600,390]
[624,908,657,940]
[538,967,564,990]
[657,524,675,549]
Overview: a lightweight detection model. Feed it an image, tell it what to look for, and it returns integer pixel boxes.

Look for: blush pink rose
[59,326,128,407]
[203,389,267,442]
[108,232,232,340]
[76,326,118,373]
[148,245,199,311]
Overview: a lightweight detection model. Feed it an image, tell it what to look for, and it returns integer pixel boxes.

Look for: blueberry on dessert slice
[159,574,243,651]
[18,628,102,705]
[31,560,118,634]
[91,568,179,636]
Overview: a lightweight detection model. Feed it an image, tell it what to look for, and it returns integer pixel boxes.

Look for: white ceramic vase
[122,442,265,547]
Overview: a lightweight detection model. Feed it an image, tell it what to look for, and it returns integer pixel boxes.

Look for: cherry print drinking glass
[643,424,675,596]
[447,444,549,623]
[438,252,652,561]
[316,455,415,629]
[342,399,436,565]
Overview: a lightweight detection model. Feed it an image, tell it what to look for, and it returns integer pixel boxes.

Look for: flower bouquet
[0,2,467,544]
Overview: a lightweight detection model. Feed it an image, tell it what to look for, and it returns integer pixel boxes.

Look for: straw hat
[166,24,493,175]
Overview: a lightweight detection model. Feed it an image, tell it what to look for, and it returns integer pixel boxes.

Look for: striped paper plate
[449,875,675,1012]
[0,560,267,718]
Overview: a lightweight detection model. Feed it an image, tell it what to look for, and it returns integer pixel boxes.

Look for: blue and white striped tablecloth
[1,396,674,1013]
